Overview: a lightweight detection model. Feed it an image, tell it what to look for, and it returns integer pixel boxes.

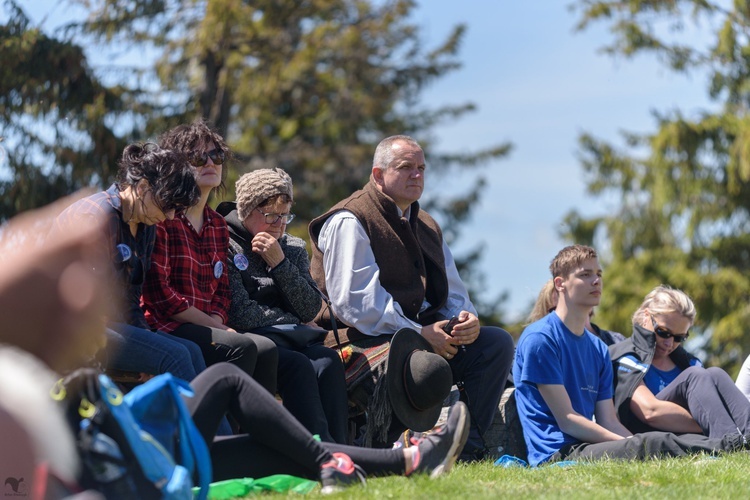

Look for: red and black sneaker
[320,452,366,494]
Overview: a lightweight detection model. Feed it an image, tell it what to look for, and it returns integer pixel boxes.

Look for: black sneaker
[320,452,366,494]
[410,401,470,478]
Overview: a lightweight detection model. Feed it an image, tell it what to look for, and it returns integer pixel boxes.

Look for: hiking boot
[320,452,366,494]
[410,401,470,478]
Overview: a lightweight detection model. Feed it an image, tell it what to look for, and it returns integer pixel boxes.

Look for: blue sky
[18,1,715,322]
[414,2,714,320]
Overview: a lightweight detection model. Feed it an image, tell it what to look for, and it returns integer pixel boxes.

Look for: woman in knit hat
[216,167,349,444]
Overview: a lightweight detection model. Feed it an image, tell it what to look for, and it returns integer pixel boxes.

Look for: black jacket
[608,324,700,433]
[215,201,322,332]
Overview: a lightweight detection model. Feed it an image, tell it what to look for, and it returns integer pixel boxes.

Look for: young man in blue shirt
[513,245,749,466]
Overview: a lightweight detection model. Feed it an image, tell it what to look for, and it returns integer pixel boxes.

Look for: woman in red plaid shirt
[142,120,278,394]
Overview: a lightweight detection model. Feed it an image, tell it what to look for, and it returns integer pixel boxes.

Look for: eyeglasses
[190,149,225,167]
[256,208,295,225]
[650,314,689,343]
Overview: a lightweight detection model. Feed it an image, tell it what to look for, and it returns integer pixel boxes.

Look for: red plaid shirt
[142,205,231,333]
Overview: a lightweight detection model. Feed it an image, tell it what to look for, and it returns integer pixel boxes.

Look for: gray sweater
[217,202,322,332]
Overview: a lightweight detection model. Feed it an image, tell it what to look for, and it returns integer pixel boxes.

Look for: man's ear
[372,166,384,186]
[553,276,565,292]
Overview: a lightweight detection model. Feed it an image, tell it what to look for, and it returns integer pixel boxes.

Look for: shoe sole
[429,401,470,478]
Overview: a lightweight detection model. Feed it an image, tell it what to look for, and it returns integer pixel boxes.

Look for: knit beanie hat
[236,168,294,221]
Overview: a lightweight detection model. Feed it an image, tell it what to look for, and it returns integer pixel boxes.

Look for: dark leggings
[185,363,405,481]
[657,366,750,438]
[171,323,278,393]
[277,344,348,444]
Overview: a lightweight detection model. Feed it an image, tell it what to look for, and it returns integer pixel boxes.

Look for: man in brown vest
[309,135,514,460]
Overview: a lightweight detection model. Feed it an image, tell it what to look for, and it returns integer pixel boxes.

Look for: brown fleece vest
[309,181,448,344]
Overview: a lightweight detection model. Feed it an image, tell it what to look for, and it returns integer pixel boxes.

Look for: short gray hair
[373,135,422,170]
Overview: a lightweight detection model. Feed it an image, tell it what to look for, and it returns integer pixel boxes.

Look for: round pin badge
[214,260,224,279]
[116,243,132,263]
[233,254,249,271]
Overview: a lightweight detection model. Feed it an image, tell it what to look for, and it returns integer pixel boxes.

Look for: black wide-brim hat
[387,328,452,432]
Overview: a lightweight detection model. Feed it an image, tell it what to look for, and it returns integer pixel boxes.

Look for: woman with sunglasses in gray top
[609,285,750,439]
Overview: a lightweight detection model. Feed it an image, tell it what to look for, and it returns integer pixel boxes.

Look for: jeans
[105,323,206,382]
[105,323,233,435]
[375,326,514,456]
[448,326,515,456]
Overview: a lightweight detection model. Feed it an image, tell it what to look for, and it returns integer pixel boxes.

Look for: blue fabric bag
[124,373,212,499]
[56,369,211,500]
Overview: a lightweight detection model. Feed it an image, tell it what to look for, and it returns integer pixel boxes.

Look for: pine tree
[0,0,126,220]
[568,0,750,372]
[4,0,512,322]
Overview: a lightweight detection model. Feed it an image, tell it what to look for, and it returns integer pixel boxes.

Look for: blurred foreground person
[0,194,112,496]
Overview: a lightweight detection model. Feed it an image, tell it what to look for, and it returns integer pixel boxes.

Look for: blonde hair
[632,285,696,327]
[550,245,598,279]
[527,279,557,325]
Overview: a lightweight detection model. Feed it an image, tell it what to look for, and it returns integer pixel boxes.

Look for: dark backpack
[55,369,211,499]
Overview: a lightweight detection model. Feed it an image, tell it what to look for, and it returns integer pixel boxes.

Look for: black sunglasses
[650,314,689,343]
[190,148,225,167]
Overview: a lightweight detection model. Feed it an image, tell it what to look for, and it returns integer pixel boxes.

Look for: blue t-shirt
[643,358,701,394]
[513,312,613,466]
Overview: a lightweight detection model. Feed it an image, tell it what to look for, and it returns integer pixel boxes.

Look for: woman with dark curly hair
[55,143,208,382]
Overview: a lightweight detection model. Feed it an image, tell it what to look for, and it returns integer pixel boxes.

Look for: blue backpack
[56,369,211,499]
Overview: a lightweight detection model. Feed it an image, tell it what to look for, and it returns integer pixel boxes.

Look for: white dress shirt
[317,207,477,336]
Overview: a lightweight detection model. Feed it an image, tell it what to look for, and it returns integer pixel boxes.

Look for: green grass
[285,452,750,499]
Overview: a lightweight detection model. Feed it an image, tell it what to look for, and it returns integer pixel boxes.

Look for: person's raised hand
[251,232,285,268]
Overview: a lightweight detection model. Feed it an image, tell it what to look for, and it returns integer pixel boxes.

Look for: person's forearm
[596,415,634,438]
[559,413,627,444]
[634,400,703,433]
